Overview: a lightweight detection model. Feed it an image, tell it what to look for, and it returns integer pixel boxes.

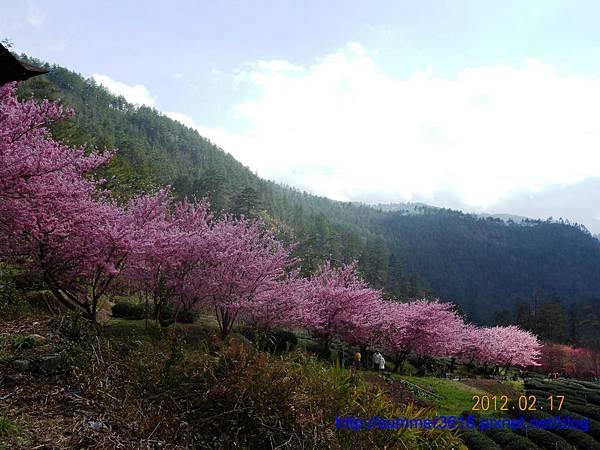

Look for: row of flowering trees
[539,343,600,378]
[0,82,541,373]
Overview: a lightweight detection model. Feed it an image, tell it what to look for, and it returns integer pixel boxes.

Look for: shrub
[11,335,37,350]
[305,341,331,359]
[77,335,461,449]
[558,429,600,450]
[236,325,257,344]
[0,268,29,318]
[174,309,197,324]
[460,430,501,450]
[233,327,297,353]
[559,409,600,441]
[568,402,600,422]
[154,305,199,325]
[514,427,573,450]
[264,328,298,353]
[111,301,147,320]
[485,429,541,449]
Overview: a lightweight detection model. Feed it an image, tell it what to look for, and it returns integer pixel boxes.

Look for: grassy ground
[395,375,493,417]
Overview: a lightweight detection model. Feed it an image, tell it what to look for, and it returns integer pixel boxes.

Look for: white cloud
[163,111,196,129]
[97,45,600,230]
[204,43,600,208]
[163,111,241,153]
[26,5,46,28]
[255,59,304,73]
[92,74,156,107]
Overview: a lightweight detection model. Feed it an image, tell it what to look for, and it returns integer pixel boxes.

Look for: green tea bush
[515,427,573,450]
[484,429,541,449]
[560,409,600,441]
[558,429,600,450]
[568,402,600,422]
[573,380,600,390]
[460,430,501,450]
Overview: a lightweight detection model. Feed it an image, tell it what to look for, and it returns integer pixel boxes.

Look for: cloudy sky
[3,0,600,232]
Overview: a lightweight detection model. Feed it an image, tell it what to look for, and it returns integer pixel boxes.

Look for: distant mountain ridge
[377,203,537,224]
[477,212,530,224]
[16,55,600,324]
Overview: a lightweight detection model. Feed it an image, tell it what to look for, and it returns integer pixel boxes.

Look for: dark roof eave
[0,43,49,86]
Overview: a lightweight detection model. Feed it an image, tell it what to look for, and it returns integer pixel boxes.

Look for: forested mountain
[376,210,600,322]
[16,56,600,325]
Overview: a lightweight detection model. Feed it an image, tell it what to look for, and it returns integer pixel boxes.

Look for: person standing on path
[372,351,382,371]
[351,351,362,376]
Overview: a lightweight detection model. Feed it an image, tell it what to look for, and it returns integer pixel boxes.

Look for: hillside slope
[16,57,600,323]
[377,210,600,321]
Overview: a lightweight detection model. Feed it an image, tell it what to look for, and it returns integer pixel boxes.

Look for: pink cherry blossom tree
[571,347,600,378]
[0,83,111,205]
[454,323,486,365]
[240,270,307,330]
[125,194,213,324]
[539,344,576,376]
[5,187,173,321]
[476,325,541,374]
[299,262,383,350]
[199,217,298,339]
[378,300,464,373]
[0,83,172,321]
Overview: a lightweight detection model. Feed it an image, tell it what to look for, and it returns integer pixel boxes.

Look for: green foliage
[558,429,600,450]
[559,409,600,441]
[0,352,11,364]
[52,311,97,343]
[70,332,461,449]
[0,415,18,437]
[378,209,600,324]
[238,327,299,354]
[111,301,147,320]
[460,430,502,450]
[304,341,332,360]
[0,265,30,319]
[514,427,573,450]
[11,335,37,350]
[484,429,541,449]
[399,376,492,417]
[568,402,600,422]
[175,309,198,324]
[515,376,600,449]
[111,300,200,325]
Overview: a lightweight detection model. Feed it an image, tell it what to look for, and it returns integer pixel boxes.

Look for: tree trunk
[449,357,456,374]
[218,308,238,340]
[393,353,407,373]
